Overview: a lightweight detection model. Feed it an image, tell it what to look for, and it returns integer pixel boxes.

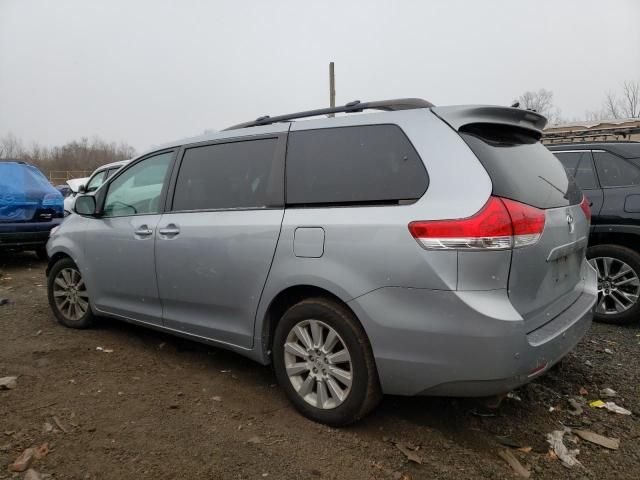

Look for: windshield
[460,125,582,209]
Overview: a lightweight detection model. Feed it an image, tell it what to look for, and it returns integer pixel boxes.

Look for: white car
[64,160,130,214]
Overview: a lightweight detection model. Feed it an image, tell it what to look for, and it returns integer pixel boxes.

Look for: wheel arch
[46,251,73,276]
[589,229,640,253]
[258,284,364,365]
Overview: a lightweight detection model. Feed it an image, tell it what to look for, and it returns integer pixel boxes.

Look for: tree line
[517,79,640,125]
[0,134,136,180]
[2,79,639,179]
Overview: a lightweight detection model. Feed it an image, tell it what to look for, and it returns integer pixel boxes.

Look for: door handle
[158,224,180,238]
[134,225,154,237]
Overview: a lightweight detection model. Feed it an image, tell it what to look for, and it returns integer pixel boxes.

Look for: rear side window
[574,156,599,190]
[554,151,598,190]
[172,138,282,211]
[593,151,640,187]
[286,125,428,206]
[460,124,582,209]
[553,151,582,174]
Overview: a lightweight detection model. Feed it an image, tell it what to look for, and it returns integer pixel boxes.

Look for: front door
[83,151,174,324]
[155,136,286,348]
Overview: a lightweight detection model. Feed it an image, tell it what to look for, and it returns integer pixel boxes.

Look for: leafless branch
[621,80,640,118]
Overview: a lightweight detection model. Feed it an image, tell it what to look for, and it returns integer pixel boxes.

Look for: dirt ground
[1,251,639,480]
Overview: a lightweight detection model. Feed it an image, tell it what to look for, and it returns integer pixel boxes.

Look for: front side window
[594,151,640,188]
[86,171,107,192]
[103,152,173,217]
[286,125,428,205]
[172,138,281,211]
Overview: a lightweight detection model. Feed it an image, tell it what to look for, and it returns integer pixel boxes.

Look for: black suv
[548,142,640,324]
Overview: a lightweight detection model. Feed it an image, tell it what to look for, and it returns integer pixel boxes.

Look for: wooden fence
[48,170,91,184]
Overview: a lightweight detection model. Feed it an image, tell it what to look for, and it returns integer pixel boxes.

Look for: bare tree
[604,91,622,119]
[584,109,609,122]
[0,133,26,158]
[601,81,640,120]
[519,89,554,114]
[518,89,563,124]
[620,80,640,118]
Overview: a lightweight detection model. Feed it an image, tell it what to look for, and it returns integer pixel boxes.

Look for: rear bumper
[0,219,62,248]
[348,262,596,397]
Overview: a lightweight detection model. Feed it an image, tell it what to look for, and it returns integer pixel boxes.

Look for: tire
[47,257,95,329]
[587,244,640,325]
[272,297,382,426]
[35,246,48,261]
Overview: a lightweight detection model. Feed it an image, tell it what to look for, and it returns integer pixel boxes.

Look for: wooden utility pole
[328,61,336,117]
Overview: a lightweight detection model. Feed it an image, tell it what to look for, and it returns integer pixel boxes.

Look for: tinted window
[594,151,640,187]
[574,155,598,190]
[460,125,582,208]
[553,151,598,190]
[172,138,281,211]
[103,152,173,217]
[554,151,581,174]
[286,125,428,205]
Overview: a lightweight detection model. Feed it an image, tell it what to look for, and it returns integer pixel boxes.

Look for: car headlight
[49,226,60,237]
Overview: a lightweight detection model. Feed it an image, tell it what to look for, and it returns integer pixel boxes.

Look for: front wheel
[272,298,381,426]
[588,244,640,325]
[47,257,95,329]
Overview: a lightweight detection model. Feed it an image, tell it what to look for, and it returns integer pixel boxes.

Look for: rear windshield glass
[460,124,582,209]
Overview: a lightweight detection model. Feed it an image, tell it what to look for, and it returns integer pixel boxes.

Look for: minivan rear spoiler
[432,105,547,136]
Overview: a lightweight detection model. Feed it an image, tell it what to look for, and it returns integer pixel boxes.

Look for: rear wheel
[588,244,640,325]
[272,298,381,426]
[47,257,94,329]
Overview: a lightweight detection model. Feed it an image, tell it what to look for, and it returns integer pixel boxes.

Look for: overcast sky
[1,0,639,152]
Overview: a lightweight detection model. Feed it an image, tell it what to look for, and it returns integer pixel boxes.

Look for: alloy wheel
[52,267,89,321]
[589,256,640,315]
[284,319,353,409]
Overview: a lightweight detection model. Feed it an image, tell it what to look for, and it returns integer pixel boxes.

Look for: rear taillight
[408,196,545,250]
[502,197,546,248]
[580,196,591,222]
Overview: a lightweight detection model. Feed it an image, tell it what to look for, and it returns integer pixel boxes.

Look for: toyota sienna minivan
[46,99,597,425]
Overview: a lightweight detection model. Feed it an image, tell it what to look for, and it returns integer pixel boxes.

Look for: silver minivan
[46,99,597,425]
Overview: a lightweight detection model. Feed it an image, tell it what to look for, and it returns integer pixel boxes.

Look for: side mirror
[78,184,87,194]
[74,195,97,216]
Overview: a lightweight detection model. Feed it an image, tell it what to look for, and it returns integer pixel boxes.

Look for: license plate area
[550,251,583,287]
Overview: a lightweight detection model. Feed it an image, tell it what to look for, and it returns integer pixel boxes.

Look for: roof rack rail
[223,98,434,130]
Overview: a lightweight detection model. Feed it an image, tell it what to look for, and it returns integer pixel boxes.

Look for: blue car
[0,160,64,258]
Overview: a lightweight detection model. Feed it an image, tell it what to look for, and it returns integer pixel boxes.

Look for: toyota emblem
[567,214,575,233]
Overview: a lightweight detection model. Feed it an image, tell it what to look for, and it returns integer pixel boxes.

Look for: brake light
[502,197,547,248]
[580,196,591,222]
[408,196,545,250]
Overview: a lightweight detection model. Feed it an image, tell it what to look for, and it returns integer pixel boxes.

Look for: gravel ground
[1,251,639,479]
